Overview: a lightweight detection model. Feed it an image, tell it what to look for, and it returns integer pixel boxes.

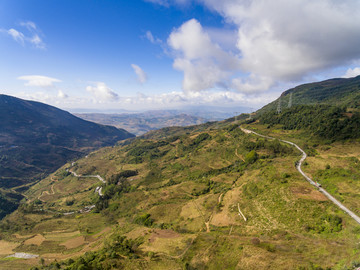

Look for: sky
[1,0,360,112]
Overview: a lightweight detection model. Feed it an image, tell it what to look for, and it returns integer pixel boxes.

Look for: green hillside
[0,119,359,269]
[254,76,360,143]
[258,75,360,115]
[2,77,360,269]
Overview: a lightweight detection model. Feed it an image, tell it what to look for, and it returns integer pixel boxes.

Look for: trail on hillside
[241,127,360,225]
[38,177,56,202]
[67,166,106,197]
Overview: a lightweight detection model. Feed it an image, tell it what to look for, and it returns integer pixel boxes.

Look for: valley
[2,1,360,269]
[1,116,360,269]
[0,95,134,219]
[1,77,360,269]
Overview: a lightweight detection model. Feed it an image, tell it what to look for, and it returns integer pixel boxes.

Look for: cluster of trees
[134,213,154,227]
[33,234,141,270]
[304,214,342,234]
[94,171,137,212]
[260,105,360,141]
[126,140,169,163]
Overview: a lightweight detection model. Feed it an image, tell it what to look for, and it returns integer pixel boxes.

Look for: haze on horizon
[1,0,360,112]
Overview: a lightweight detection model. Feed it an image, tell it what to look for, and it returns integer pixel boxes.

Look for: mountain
[75,111,208,136]
[2,78,360,269]
[1,114,359,269]
[257,75,360,114]
[0,94,134,191]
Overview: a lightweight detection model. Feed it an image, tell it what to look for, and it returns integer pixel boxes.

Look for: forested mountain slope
[258,75,360,114]
[0,95,134,218]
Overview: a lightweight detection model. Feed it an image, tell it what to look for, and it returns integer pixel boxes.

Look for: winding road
[241,127,360,225]
[67,168,105,196]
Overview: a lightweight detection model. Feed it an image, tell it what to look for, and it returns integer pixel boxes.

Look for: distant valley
[75,111,208,136]
[74,106,252,136]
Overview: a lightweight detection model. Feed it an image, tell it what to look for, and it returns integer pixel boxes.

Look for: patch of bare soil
[24,234,45,246]
[291,186,327,201]
[149,229,180,243]
[0,240,19,255]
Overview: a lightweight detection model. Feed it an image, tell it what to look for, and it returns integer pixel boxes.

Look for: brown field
[24,234,46,246]
[60,236,86,249]
[0,240,19,255]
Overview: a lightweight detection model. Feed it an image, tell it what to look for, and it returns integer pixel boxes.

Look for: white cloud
[231,75,274,93]
[7,29,25,45]
[20,21,37,31]
[113,89,277,110]
[158,0,360,93]
[57,90,68,99]
[342,67,360,78]
[30,34,45,49]
[86,82,119,102]
[200,0,360,82]
[145,31,162,45]
[131,64,148,84]
[18,75,61,87]
[1,21,45,49]
[168,19,240,92]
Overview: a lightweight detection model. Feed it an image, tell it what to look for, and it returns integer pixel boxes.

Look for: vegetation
[0,94,134,219]
[3,77,360,269]
[259,104,360,141]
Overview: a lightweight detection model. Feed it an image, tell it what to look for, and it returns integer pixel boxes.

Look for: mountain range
[1,76,360,269]
[75,112,207,136]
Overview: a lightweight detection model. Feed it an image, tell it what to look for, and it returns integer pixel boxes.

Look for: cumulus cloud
[114,89,277,110]
[201,0,360,82]
[168,19,240,92]
[86,82,119,102]
[155,0,360,93]
[342,67,360,78]
[1,21,45,49]
[18,75,61,87]
[131,64,148,84]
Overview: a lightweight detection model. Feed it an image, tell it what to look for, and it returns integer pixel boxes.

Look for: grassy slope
[257,75,360,115]
[0,120,359,269]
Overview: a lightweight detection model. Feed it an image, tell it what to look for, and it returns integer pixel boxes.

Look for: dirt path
[38,177,56,202]
[235,148,244,162]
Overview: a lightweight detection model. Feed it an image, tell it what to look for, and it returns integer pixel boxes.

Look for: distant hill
[257,75,360,114]
[75,112,208,136]
[0,94,134,190]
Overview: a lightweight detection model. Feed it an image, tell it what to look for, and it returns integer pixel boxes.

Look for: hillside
[257,75,360,114]
[0,118,359,269]
[0,95,134,216]
[2,77,360,269]
[253,76,360,142]
[75,111,207,136]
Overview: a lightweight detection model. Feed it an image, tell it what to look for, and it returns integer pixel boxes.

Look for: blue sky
[1,0,360,112]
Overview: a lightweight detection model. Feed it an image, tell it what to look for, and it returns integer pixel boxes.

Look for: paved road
[241,127,360,225]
